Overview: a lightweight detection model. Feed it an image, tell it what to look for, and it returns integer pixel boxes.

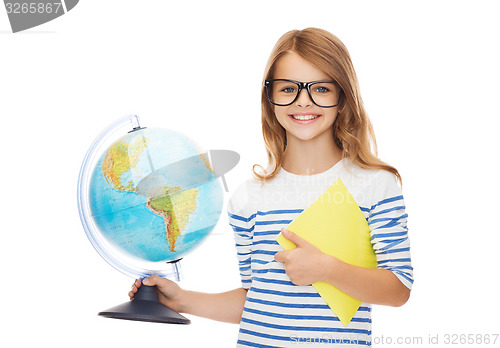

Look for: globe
[77,114,236,279]
[78,115,237,324]
[89,127,223,265]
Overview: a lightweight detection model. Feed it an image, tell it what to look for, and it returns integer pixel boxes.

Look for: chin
[288,131,322,142]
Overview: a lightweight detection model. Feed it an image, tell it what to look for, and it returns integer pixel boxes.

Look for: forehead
[273,52,330,81]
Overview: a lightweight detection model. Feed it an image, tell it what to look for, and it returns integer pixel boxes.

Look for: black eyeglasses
[264,79,341,108]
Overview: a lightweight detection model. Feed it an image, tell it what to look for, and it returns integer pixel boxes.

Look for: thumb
[142,274,164,287]
[282,228,308,247]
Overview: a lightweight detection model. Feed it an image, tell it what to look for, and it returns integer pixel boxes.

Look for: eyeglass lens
[268,80,339,107]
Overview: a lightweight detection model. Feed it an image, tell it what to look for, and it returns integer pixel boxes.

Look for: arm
[130,276,247,324]
[180,287,248,323]
[274,229,410,307]
[321,254,410,307]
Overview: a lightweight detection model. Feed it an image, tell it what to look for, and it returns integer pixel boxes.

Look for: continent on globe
[147,186,199,252]
[102,136,147,191]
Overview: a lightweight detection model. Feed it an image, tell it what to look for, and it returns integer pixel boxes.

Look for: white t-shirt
[227,159,413,347]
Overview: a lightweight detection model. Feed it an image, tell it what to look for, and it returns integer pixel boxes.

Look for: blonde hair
[253,27,401,184]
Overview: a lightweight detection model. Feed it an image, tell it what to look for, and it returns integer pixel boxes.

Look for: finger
[142,274,164,287]
[274,250,287,263]
[130,280,139,293]
[129,280,139,299]
[282,228,308,247]
[132,279,141,289]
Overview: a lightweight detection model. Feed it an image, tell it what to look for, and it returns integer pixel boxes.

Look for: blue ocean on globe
[88,128,223,262]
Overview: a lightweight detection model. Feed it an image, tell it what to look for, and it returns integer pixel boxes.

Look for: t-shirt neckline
[278,158,346,182]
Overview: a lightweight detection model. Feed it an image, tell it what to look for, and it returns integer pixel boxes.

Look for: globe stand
[98,284,190,324]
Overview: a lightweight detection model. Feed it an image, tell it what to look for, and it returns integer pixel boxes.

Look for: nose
[295,88,313,107]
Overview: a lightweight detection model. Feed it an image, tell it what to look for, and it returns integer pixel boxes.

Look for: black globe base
[98,285,190,324]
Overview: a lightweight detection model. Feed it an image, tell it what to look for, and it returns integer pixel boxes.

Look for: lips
[288,113,322,124]
[290,114,320,120]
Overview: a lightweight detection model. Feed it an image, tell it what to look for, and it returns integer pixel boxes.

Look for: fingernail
[142,278,150,285]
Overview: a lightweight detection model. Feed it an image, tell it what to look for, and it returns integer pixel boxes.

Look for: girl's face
[272,52,340,145]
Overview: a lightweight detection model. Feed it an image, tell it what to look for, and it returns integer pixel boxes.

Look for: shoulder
[227,177,260,216]
[340,161,402,207]
[341,161,398,186]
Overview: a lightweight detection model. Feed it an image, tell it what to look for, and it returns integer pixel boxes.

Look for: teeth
[291,115,319,120]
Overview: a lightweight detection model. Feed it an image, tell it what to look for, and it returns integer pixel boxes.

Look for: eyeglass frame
[264,79,342,108]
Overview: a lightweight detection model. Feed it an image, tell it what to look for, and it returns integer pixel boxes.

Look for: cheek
[275,115,286,128]
[325,110,339,125]
[273,108,288,126]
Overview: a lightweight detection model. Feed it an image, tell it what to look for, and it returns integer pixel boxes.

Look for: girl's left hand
[274,228,333,286]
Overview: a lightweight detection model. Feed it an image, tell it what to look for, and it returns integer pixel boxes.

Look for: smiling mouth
[290,114,321,121]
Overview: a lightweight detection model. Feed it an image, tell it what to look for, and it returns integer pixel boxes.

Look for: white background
[1,1,499,347]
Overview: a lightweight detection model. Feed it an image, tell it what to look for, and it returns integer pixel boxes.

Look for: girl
[130,28,413,347]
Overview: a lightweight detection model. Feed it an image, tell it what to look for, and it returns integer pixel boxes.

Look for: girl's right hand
[129,275,184,313]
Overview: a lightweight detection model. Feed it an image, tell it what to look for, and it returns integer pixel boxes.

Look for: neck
[282,128,342,175]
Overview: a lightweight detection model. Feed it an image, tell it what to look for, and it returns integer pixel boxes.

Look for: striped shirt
[227,159,413,347]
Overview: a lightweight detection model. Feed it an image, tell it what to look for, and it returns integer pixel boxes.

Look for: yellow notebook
[276,178,377,326]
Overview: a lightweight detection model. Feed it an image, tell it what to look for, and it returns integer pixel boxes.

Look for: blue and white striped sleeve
[227,181,255,289]
[368,171,413,290]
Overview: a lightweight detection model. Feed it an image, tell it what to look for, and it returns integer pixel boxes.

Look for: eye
[314,86,329,93]
[282,86,297,93]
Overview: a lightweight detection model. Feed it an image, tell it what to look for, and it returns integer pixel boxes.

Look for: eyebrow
[270,79,336,83]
